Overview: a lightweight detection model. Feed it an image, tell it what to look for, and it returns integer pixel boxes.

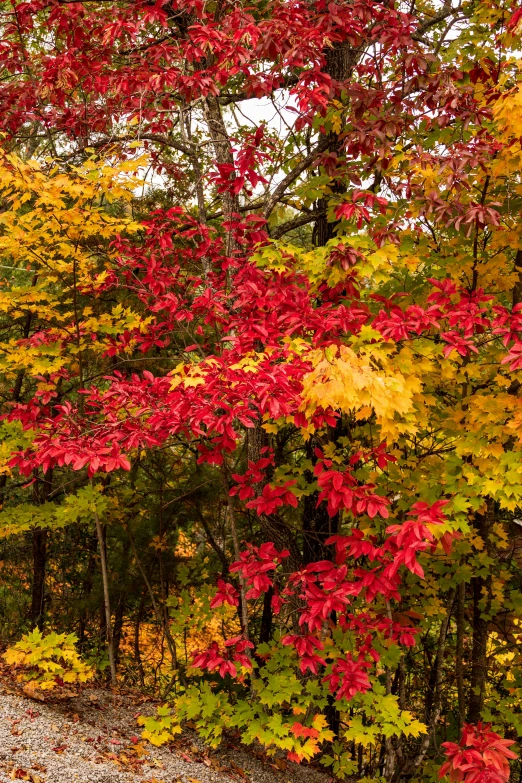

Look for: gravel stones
[0,682,331,783]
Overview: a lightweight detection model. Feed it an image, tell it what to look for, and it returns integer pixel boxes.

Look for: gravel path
[0,679,332,783]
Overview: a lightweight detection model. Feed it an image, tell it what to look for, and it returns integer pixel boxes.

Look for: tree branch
[270,209,327,239]
[263,138,331,220]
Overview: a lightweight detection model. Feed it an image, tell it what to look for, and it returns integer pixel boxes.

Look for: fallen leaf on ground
[9,771,43,782]
[229,760,247,777]
[128,742,148,757]
[209,758,227,772]
[22,686,47,702]
[10,770,28,780]
[52,689,77,700]
[8,770,43,783]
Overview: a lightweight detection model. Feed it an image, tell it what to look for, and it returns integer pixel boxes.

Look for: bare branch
[270,209,327,239]
[59,133,192,161]
[263,138,330,220]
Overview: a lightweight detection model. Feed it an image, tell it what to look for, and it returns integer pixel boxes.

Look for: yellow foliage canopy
[301,343,421,439]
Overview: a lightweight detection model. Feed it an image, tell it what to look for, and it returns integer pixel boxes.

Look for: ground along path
[0,676,331,783]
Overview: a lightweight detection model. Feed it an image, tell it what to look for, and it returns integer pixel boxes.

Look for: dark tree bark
[456,579,466,728]
[258,586,273,645]
[313,40,362,246]
[302,437,339,564]
[467,503,494,723]
[29,467,53,630]
[246,417,302,570]
[30,529,47,631]
[512,248,522,307]
[94,508,117,686]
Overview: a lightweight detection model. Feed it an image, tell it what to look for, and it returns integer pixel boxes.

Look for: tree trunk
[247,419,302,569]
[259,586,273,645]
[301,435,340,735]
[302,437,339,564]
[93,505,117,686]
[203,94,239,256]
[456,579,466,728]
[313,40,362,246]
[29,467,53,630]
[468,576,490,723]
[512,248,522,307]
[467,504,494,723]
[30,529,47,631]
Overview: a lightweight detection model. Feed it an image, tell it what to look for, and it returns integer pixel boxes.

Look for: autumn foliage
[0,0,521,780]
[440,724,517,783]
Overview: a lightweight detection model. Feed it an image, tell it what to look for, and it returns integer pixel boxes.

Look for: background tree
[0,0,522,781]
